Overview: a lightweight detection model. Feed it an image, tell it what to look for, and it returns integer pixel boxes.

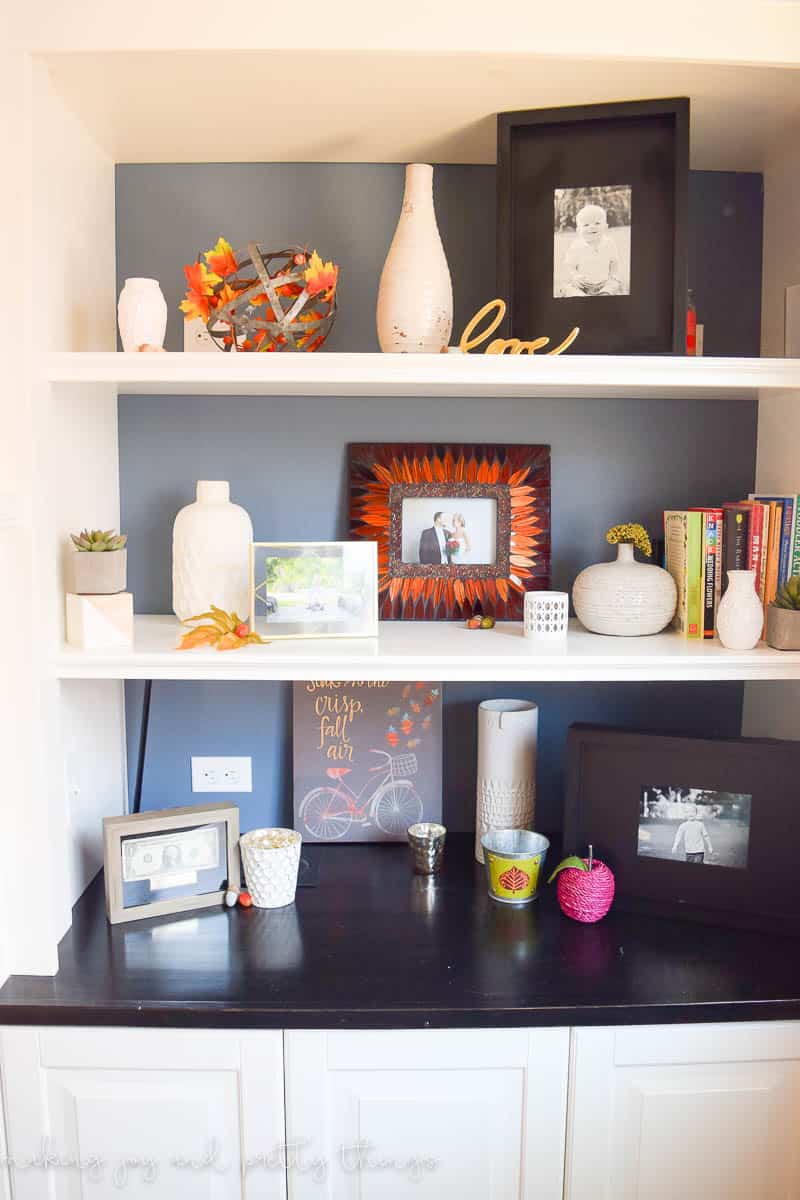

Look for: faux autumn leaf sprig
[180,237,339,351]
[178,605,269,652]
[606,522,652,557]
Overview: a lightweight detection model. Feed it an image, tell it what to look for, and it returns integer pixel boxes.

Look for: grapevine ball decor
[180,238,338,352]
[548,846,615,924]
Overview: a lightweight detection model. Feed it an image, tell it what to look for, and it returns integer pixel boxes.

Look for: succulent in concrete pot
[766,575,800,651]
[66,529,128,595]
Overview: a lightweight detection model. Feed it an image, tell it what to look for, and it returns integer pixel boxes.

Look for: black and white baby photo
[553,185,632,298]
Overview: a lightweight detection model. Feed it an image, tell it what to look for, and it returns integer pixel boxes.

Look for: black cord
[131,679,152,814]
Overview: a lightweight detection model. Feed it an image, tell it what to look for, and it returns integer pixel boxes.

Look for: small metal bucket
[481,829,550,905]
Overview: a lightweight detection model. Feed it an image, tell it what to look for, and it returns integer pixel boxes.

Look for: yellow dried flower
[606,523,652,557]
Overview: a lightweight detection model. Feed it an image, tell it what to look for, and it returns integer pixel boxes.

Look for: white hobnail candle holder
[240,828,302,909]
[524,591,569,641]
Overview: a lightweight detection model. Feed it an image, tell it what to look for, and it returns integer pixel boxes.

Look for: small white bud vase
[172,481,253,621]
[117,277,168,351]
[716,569,763,650]
[376,163,453,353]
[475,700,538,865]
[572,542,677,637]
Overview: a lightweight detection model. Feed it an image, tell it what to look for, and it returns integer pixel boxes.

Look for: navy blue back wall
[117,162,763,832]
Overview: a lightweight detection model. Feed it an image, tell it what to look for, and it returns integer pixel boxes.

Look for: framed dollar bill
[102,802,240,925]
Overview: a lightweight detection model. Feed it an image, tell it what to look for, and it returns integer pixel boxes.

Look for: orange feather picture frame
[349,442,551,621]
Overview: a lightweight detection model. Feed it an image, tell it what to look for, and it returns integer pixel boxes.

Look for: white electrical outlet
[191,756,252,793]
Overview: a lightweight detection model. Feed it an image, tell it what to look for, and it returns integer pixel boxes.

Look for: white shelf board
[41,352,800,399]
[51,616,800,683]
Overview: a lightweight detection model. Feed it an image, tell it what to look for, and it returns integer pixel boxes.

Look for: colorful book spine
[664,510,703,638]
[689,508,723,638]
[722,504,751,592]
[750,494,798,585]
[764,501,783,613]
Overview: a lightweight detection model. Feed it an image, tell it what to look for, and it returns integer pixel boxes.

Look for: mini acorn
[224,889,239,908]
[238,890,253,908]
[466,616,482,629]
[480,616,495,629]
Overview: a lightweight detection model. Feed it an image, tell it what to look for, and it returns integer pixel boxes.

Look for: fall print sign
[293,681,443,842]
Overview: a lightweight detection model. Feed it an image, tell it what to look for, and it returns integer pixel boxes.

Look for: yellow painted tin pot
[481,829,550,905]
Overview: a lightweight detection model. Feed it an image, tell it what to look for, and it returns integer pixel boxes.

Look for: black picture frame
[563,725,800,934]
[497,98,689,356]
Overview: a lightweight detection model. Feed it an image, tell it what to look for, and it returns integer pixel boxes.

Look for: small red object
[235,622,249,638]
[557,859,615,923]
[466,616,482,629]
[238,891,253,908]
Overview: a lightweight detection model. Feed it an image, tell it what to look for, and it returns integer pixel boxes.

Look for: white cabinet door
[0,1027,286,1200]
[567,1021,800,1200]
[284,1027,569,1200]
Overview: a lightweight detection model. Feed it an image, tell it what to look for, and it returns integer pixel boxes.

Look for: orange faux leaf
[204,236,238,279]
[304,250,339,300]
[177,626,219,650]
[180,260,222,323]
[216,632,244,651]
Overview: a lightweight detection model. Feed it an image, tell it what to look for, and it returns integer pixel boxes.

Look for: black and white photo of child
[637,786,752,870]
[553,185,632,298]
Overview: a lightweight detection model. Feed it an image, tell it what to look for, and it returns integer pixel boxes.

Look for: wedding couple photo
[401,497,498,566]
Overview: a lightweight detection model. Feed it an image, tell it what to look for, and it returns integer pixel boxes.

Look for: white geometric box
[65,592,134,649]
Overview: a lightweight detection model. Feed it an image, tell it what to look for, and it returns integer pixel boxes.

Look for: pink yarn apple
[548,851,615,924]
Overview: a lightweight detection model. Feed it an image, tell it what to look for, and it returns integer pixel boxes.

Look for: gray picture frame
[103,801,240,925]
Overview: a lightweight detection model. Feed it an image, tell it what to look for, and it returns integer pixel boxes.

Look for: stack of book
[664,494,800,639]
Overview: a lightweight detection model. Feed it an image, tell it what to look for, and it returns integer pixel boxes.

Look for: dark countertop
[2,837,799,1029]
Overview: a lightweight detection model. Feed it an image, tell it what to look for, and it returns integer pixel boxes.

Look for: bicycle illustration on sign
[299,749,423,840]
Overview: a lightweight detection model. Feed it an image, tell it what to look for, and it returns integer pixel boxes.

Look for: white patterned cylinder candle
[475,699,538,865]
[524,591,569,642]
[240,828,302,909]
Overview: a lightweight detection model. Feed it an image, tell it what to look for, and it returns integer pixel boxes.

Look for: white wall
[743,128,800,742]
[0,52,120,982]
[8,0,800,64]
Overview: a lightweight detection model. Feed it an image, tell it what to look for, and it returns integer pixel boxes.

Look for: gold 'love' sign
[459,298,580,355]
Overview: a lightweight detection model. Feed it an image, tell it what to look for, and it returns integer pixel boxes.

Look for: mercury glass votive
[407,822,447,874]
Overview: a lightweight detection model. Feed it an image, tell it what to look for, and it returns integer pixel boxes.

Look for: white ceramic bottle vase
[376,163,453,353]
[475,699,538,865]
[572,542,677,636]
[716,569,763,650]
[172,481,254,621]
[117,277,168,351]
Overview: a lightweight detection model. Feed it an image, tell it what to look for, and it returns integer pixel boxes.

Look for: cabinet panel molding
[0,1027,286,1200]
[567,1022,800,1200]
[285,1027,569,1200]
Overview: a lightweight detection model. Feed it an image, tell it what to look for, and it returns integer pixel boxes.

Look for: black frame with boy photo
[564,725,800,934]
[497,98,689,355]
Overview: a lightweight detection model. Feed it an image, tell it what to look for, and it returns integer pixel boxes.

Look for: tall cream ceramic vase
[117,277,168,351]
[475,700,538,865]
[172,481,253,621]
[376,163,453,353]
[716,569,763,650]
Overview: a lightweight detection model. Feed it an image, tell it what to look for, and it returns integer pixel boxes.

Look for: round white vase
[572,542,677,636]
[376,163,453,353]
[172,481,253,621]
[475,699,538,865]
[716,569,763,649]
[117,277,168,351]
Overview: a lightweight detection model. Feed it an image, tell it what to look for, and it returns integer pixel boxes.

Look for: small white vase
[240,829,302,909]
[716,569,763,650]
[117,277,168,351]
[172,481,253,621]
[475,700,538,864]
[376,163,453,353]
[572,542,677,637]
